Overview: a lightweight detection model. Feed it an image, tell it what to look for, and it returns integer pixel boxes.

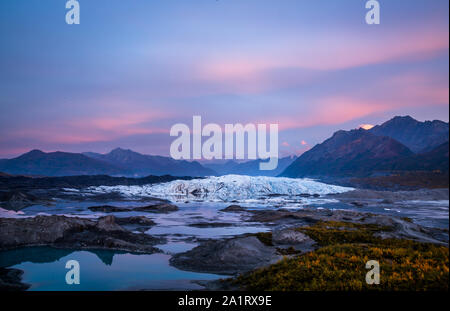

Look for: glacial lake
[0,247,225,291]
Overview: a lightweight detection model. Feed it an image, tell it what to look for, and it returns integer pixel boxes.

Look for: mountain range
[0,116,448,178]
[369,116,448,153]
[0,150,125,177]
[82,148,216,177]
[0,149,215,177]
[0,148,295,178]
[281,116,449,178]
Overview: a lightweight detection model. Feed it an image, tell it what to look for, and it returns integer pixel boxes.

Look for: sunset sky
[0,0,448,158]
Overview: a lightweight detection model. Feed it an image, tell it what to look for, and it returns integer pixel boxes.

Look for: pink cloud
[254,69,449,131]
[5,110,172,146]
[305,97,389,127]
[380,72,449,106]
[72,112,170,135]
[256,97,389,131]
[301,28,448,71]
[196,27,448,94]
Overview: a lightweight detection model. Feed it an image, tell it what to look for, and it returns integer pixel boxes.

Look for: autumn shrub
[233,221,449,291]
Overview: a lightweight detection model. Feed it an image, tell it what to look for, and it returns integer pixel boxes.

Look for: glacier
[86,175,353,204]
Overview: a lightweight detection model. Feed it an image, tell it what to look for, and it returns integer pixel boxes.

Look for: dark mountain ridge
[281,116,449,178]
[388,141,449,172]
[281,129,414,178]
[369,116,448,153]
[0,150,125,177]
[0,148,216,177]
[83,148,216,177]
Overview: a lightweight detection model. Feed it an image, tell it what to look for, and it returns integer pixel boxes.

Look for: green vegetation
[295,221,394,246]
[234,221,449,291]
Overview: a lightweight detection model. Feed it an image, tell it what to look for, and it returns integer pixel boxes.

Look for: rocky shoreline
[0,215,163,253]
[0,268,30,291]
[88,202,179,213]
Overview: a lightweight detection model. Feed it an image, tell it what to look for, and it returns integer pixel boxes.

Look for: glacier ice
[87,175,353,204]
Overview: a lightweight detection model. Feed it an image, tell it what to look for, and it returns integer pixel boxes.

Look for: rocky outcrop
[248,210,318,226]
[219,205,247,213]
[350,201,366,208]
[88,205,129,212]
[115,216,156,227]
[0,215,163,253]
[0,268,30,291]
[96,215,125,231]
[247,209,449,245]
[133,203,179,213]
[272,228,314,246]
[188,222,234,228]
[271,228,317,253]
[170,236,282,275]
[88,203,178,213]
[115,216,156,232]
[0,191,51,210]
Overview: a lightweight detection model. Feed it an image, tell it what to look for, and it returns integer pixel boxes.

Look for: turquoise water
[1,247,225,291]
[1,201,271,291]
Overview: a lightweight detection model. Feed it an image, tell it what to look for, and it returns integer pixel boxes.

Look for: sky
[0,0,448,159]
